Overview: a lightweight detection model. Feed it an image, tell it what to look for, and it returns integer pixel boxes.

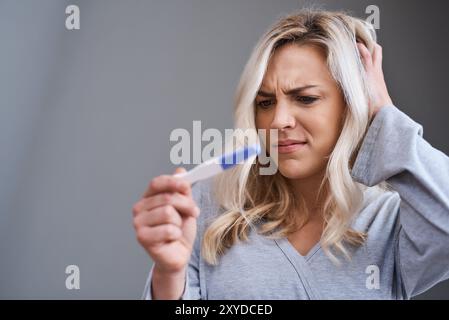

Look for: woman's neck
[288,170,328,217]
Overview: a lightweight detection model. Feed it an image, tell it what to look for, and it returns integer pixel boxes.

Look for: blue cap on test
[218,144,261,170]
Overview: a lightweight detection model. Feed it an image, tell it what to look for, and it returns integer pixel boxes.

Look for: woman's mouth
[274,139,308,154]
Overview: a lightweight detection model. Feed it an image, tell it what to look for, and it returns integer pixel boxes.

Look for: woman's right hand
[132,168,200,276]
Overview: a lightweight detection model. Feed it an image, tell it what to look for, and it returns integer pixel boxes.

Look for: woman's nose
[270,102,295,130]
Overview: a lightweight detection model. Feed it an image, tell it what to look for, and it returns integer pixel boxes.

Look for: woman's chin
[277,158,327,181]
[278,163,308,180]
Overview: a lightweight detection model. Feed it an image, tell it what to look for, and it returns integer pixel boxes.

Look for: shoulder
[191,178,220,211]
[352,185,401,236]
[191,177,223,229]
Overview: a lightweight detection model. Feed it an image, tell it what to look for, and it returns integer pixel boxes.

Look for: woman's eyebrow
[256,90,276,98]
[257,85,320,97]
[283,85,319,95]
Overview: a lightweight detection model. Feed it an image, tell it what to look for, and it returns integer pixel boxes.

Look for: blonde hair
[202,8,390,265]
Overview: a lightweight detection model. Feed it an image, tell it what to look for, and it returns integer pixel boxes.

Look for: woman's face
[255,43,346,180]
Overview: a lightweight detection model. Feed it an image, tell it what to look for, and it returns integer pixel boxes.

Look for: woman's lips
[275,142,308,154]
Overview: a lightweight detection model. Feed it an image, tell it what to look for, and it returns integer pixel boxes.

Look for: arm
[142,243,202,300]
[141,181,204,300]
[351,104,449,298]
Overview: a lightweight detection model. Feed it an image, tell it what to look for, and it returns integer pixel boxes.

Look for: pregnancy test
[174,144,261,184]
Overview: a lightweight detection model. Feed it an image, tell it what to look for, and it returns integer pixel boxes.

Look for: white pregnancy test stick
[174,144,261,184]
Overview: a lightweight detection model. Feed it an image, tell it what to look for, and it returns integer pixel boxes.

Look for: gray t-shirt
[143,105,449,299]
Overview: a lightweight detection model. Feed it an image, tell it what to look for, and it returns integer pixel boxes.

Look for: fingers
[357,42,383,70]
[133,192,199,218]
[134,205,183,228]
[174,167,187,175]
[142,169,191,199]
[372,43,383,66]
[357,42,373,70]
[136,225,182,246]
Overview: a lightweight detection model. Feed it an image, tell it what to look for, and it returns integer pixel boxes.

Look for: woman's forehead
[261,46,335,92]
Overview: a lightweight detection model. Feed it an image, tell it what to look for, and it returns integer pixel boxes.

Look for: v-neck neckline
[274,237,323,299]
[285,237,322,261]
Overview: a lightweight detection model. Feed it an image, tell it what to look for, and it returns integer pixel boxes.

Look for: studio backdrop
[0,0,448,299]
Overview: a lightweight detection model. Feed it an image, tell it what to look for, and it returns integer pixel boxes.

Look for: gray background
[0,0,448,299]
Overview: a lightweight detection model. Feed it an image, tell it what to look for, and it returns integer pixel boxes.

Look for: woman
[133,9,449,299]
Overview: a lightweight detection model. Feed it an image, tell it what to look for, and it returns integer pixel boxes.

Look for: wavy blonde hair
[202,8,390,265]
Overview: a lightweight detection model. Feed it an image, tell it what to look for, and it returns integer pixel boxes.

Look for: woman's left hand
[357,42,393,119]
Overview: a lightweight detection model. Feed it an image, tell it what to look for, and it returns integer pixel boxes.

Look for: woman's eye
[256,100,274,109]
[296,96,318,105]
